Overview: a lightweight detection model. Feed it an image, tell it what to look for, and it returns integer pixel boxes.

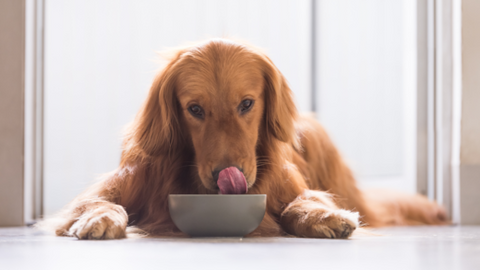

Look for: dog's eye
[239,99,254,114]
[188,105,205,119]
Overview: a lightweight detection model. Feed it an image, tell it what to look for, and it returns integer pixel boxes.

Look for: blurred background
[4,0,479,227]
[42,0,417,215]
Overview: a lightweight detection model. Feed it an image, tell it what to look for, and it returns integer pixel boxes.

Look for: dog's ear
[124,50,186,157]
[260,55,299,145]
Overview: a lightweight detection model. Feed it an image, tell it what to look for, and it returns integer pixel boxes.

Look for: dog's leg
[280,190,359,239]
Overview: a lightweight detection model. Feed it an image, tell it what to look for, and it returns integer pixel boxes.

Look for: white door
[43,0,417,215]
[314,0,417,193]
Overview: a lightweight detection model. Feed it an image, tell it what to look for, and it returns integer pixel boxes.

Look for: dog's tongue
[218,167,248,194]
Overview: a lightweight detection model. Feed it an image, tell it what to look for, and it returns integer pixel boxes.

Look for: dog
[42,39,447,239]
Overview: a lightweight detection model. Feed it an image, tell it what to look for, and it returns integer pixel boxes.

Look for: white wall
[44,0,312,214]
[315,0,417,193]
[0,0,25,226]
[459,0,480,225]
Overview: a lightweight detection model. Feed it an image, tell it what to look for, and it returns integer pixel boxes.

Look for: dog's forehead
[176,47,264,101]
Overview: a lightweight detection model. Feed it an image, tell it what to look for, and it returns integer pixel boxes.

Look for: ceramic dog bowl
[168,194,266,237]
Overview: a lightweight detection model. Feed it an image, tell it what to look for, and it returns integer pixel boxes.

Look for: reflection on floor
[0,226,479,270]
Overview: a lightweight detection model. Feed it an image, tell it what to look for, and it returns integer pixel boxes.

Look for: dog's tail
[361,188,449,227]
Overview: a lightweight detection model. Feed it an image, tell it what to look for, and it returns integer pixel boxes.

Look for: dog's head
[128,39,297,192]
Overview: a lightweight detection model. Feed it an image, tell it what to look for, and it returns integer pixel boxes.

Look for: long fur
[38,39,448,239]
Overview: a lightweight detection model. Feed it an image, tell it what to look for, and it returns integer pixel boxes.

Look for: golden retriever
[42,39,447,239]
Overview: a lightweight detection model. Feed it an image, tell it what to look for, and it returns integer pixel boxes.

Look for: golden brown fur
[40,39,447,239]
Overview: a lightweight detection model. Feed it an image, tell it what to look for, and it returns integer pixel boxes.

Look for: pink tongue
[217,167,248,194]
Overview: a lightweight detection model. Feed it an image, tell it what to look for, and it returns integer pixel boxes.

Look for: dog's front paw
[283,207,359,239]
[281,190,360,239]
[69,204,128,240]
[311,209,359,239]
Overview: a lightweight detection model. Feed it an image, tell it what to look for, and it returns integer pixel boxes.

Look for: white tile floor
[0,226,479,270]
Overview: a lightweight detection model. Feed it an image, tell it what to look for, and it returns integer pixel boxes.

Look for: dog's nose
[212,166,243,183]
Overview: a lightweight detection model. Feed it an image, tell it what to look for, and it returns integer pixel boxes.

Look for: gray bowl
[168,194,266,237]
